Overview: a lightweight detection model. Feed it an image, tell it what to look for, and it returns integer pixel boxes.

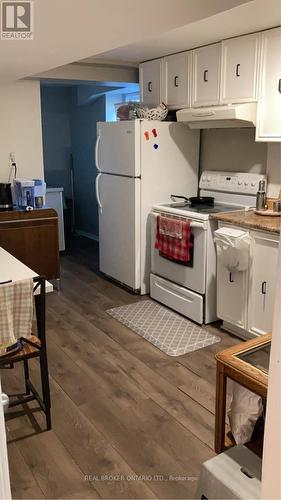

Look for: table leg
[215,361,227,453]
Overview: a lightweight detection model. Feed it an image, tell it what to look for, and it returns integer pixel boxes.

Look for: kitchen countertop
[210,210,281,234]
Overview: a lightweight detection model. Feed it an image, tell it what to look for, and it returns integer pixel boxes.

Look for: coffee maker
[0,183,13,210]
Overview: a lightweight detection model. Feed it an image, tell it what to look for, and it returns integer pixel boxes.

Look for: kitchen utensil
[0,183,13,210]
[35,196,44,208]
[273,200,281,212]
[171,194,215,206]
[137,102,168,121]
[256,179,266,211]
[265,197,276,210]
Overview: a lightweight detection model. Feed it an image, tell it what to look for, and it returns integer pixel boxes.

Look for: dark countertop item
[210,210,281,234]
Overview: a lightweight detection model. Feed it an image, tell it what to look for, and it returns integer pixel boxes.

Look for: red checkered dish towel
[155,214,192,262]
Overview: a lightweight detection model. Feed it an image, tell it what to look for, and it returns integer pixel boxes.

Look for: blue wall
[70,91,105,239]
[41,85,106,239]
[41,86,72,197]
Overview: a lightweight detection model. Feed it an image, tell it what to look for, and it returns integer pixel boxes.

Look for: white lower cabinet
[248,231,279,335]
[217,265,248,330]
[217,225,279,337]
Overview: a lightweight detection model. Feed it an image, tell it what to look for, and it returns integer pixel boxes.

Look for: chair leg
[23,358,30,395]
[39,348,52,430]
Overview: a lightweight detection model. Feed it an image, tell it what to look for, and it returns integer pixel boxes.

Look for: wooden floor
[3,237,240,499]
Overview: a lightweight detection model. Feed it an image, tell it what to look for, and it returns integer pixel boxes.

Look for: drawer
[150,273,204,324]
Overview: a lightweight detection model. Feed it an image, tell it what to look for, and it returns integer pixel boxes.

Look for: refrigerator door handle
[95,134,101,172]
[95,173,102,213]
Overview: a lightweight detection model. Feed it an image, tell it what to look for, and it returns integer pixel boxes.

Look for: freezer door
[96,121,140,176]
[98,174,141,290]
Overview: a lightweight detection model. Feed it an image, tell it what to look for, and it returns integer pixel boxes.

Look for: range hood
[176,103,257,129]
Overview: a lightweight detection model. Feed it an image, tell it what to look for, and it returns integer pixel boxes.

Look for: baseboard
[74,229,99,242]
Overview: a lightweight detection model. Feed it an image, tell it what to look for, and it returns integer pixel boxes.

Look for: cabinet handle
[261,281,267,294]
[236,64,241,77]
[148,81,152,92]
[278,79,281,93]
[203,69,208,82]
[174,76,179,87]
[229,272,234,283]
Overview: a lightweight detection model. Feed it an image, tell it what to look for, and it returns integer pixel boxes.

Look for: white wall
[0,81,44,183]
[266,143,281,197]
[200,128,281,195]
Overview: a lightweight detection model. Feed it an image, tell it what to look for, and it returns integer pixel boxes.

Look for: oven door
[150,212,207,294]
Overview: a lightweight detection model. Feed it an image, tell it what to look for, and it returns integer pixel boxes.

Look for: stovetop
[160,202,244,214]
[152,201,249,221]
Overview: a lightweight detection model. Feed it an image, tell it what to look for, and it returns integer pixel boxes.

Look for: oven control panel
[199,171,267,195]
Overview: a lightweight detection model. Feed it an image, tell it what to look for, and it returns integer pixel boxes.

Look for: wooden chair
[0,277,51,430]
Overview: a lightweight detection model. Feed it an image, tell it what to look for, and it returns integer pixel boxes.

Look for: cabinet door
[256,27,281,141]
[0,212,60,280]
[162,52,190,109]
[221,33,260,103]
[248,232,279,336]
[139,59,162,106]
[217,265,248,329]
[192,43,221,106]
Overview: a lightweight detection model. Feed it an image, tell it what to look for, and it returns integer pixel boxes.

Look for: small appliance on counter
[0,183,13,210]
[14,178,46,209]
[255,185,281,217]
[14,178,35,208]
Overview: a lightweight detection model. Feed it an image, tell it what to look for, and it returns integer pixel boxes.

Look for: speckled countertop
[210,210,281,234]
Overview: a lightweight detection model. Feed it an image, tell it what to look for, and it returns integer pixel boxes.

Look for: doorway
[40,81,139,249]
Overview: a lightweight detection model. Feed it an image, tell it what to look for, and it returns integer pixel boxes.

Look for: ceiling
[81,0,281,64]
[0,0,252,83]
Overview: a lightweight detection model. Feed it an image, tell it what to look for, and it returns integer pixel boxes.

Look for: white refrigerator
[95,119,199,294]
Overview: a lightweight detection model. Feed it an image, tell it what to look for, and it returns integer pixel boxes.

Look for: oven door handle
[152,212,207,230]
[190,221,207,230]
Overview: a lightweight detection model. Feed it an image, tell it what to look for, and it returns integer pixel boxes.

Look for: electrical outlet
[9,152,16,165]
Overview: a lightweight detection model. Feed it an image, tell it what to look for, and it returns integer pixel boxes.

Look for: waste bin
[214,227,251,329]
[214,227,251,272]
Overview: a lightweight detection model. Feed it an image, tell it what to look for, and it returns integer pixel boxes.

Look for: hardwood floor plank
[3,239,242,499]
[6,409,100,499]
[28,363,157,500]
[7,442,45,499]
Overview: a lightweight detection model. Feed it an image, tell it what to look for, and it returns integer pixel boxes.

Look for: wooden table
[215,333,271,454]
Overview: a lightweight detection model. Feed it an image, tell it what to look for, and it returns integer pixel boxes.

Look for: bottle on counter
[256,180,267,211]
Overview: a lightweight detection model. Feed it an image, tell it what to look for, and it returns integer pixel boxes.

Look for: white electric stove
[150,170,266,324]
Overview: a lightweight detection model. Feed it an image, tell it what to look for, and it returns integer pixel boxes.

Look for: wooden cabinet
[0,209,60,281]
[139,59,162,106]
[256,27,281,142]
[162,52,190,109]
[192,43,221,107]
[221,33,261,104]
[248,231,279,335]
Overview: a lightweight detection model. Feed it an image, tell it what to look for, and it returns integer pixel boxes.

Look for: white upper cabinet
[139,59,162,106]
[256,27,281,142]
[162,52,190,109]
[221,33,261,104]
[192,43,221,107]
